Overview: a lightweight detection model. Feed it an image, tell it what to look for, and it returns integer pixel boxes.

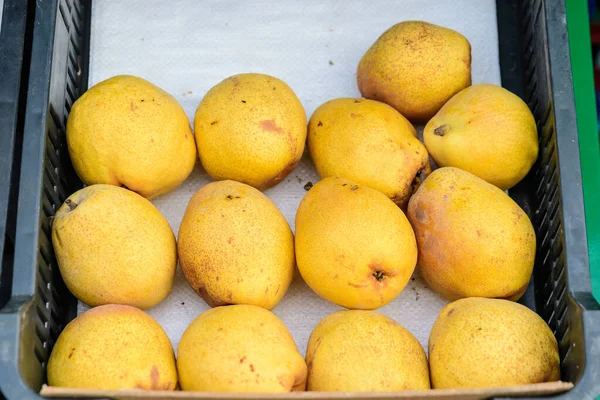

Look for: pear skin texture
[307,98,430,208]
[51,184,176,309]
[306,310,430,391]
[194,73,307,190]
[66,75,196,199]
[424,84,538,190]
[177,305,307,392]
[429,298,560,388]
[357,21,471,122]
[407,167,536,301]
[178,180,294,309]
[295,177,417,310]
[47,304,177,390]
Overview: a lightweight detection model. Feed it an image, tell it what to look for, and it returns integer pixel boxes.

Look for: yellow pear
[177,305,307,392]
[47,304,177,390]
[178,180,294,309]
[424,84,538,190]
[66,75,196,199]
[407,167,535,301]
[429,297,560,388]
[295,176,417,310]
[194,73,306,189]
[308,98,430,208]
[52,184,176,309]
[306,310,430,391]
[357,21,471,122]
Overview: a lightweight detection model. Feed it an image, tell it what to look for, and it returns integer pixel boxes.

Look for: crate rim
[1,0,600,399]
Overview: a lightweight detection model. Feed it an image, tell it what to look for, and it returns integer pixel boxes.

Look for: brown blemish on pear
[194,285,231,307]
[258,155,302,190]
[260,119,285,134]
[434,124,450,136]
[150,365,160,389]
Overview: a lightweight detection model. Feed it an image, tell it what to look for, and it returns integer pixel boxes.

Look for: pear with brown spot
[52,184,176,309]
[194,73,306,189]
[429,297,560,388]
[308,98,430,208]
[66,75,196,199]
[407,167,535,301]
[47,304,177,390]
[357,21,471,122]
[177,305,307,392]
[424,84,538,190]
[295,176,417,309]
[306,310,429,391]
[178,180,294,309]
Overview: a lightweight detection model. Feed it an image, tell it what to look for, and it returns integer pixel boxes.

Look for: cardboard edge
[40,381,573,400]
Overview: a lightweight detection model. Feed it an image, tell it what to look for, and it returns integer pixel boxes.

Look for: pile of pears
[47,21,560,393]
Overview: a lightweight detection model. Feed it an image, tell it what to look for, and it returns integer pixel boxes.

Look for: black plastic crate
[1,0,599,399]
[0,0,32,311]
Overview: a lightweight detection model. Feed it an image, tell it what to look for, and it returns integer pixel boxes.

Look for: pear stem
[65,199,78,211]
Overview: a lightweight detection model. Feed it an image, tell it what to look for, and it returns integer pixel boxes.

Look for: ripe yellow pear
[306,310,430,391]
[357,21,471,122]
[295,177,417,310]
[177,305,307,392]
[407,167,535,301]
[178,180,294,309]
[429,297,560,388]
[424,84,538,190]
[47,304,177,390]
[194,73,306,189]
[66,75,196,199]
[308,98,430,208]
[52,184,176,309]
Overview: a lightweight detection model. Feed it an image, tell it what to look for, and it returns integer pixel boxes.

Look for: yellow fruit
[424,84,538,190]
[308,98,430,207]
[306,310,430,391]
[66,75,196,199]
[52,184,176,309]
[47,304,177,390]
[407,167,535,301]
[177,305,307,392]
[429,297,560,388]
[295,176,417,309]
[194,73,306,189]
[357,21,471,122]
[178,180,294,309]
